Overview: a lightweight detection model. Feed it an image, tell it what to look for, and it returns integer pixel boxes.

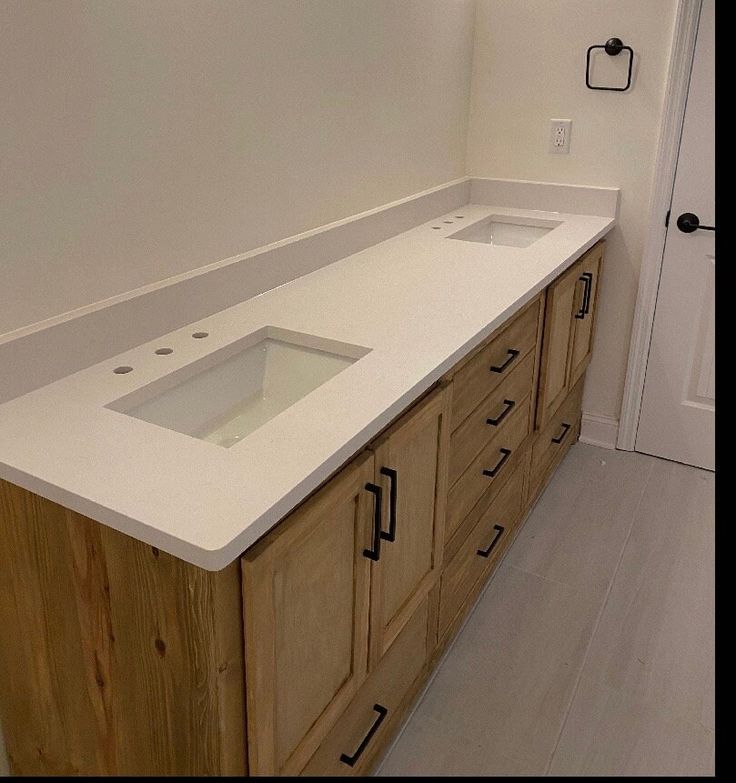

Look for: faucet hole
[192,332,209,339]
[443,220,454,224]
[455,215,465,219]
[155,347,173,355]
[113,366,133,374]
[431,226,442,230]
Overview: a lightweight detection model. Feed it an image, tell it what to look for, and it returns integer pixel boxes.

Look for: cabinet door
[241,452,375,776]
[368,386,450,666]
[535,263,579,429]
[568,244,603,389]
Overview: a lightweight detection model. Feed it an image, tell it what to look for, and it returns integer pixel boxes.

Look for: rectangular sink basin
[108,327,371,447]
[447,215,561,248]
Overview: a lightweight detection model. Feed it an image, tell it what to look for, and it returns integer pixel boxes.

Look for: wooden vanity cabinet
[0,242,606,778]
[536,241,604,429]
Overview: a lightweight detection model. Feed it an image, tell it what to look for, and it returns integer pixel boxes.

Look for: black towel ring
[586,37,633,91]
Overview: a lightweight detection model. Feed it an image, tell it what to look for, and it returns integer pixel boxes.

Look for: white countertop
[0,204,614,569]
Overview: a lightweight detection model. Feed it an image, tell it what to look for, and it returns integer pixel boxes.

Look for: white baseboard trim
[579,413,620,450]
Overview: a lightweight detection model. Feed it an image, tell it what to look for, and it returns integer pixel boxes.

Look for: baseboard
[579,413,619,450]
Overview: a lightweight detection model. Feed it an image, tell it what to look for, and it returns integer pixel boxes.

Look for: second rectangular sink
[108,327,371,447]
[447,215,561,248]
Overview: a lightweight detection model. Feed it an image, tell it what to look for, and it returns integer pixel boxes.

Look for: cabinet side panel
[0,479,246,776]
[0,480,111,775]
[98,525,245,775]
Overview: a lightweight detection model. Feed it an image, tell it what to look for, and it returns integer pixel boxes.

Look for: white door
[636,0,714,471]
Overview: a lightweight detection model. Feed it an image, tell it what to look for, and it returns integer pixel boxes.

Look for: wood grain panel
[450,295,541,430]
[569,243,604,389]
[301,599,428,777]
[369,386,450,666]
[446,394,531,537]
[241,451,374,776]
[449,350,535,486]
[438,460,525,639]
[0,479,246,776]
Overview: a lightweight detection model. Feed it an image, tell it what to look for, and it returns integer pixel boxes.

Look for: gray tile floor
[377,444,715,777]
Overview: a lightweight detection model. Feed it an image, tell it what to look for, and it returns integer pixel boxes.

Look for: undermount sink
[108,327,371,447]
[447,215,562,248]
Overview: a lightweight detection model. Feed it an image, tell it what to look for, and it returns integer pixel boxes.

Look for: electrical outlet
[549,119,572,154]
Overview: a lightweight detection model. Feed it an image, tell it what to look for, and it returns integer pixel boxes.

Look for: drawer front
[530,376,584,495]
[449,351,535,487]
[450,297,541,430]
[439,461,525,639]
[301,600,428,777]
[446,394,531,537]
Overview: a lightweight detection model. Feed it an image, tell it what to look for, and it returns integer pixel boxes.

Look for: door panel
[569,247,602,389]
[536,267,577,428]
[637,0,714,470]
[241,452,374,776]
[369,387,450,665]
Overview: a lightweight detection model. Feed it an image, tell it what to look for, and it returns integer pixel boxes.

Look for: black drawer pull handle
[339,703,388,767]
[477,524,505,558]
[490,349,520,373]
[482,448,512,478]
[574,273,593,319]
[551,422,572,444]
[379,467,398,543]
[486,399,515,426]
[363,483,383,561]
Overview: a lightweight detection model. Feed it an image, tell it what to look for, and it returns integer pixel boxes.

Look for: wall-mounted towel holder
[586,37,633,91]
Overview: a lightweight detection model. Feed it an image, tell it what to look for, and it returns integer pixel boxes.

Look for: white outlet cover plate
[549,119,572,154]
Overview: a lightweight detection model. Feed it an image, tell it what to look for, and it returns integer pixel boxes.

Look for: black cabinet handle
[582,272,593,315]
[477,524,505,558]
[676,212,715,233]
[490,349,520,373]
[379,467,398,543]
[574,273,593,319]
[339,704,388,767]
[551,422,572,444]
[482,448,512,478]
[486,399,515,427]
[363,483,383,561]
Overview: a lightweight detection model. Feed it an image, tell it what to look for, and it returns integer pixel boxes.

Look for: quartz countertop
[0,203,614,569]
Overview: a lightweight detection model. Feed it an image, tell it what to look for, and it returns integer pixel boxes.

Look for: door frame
[617,0,703,451]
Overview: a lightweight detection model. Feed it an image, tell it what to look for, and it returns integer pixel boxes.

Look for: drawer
[530,375,584,496]
[301,599,428,777]
[449,351,535,487]
[438,460,525,639]
[450,297,541,430]
[446,393,531,538]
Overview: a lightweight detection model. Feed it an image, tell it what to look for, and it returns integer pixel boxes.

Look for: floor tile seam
[542,456,657,774]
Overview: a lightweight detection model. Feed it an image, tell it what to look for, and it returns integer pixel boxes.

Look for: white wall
[0,0,475,336]
[466,0,678,423]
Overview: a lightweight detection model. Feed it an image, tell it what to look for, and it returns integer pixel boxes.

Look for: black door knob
[676,212,715,233]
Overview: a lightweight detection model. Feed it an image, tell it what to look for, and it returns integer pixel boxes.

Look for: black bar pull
[676,212,715,233]
[551,422,572,444]
[583,272,593,314]
[339,704,388,767]
[379,467,398,543]
[486,399,516,427]
[482,448,512,478]
[477,524,505,558]
[490,349,520,374]
[363,483,383,561]
[574,273,593,319]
